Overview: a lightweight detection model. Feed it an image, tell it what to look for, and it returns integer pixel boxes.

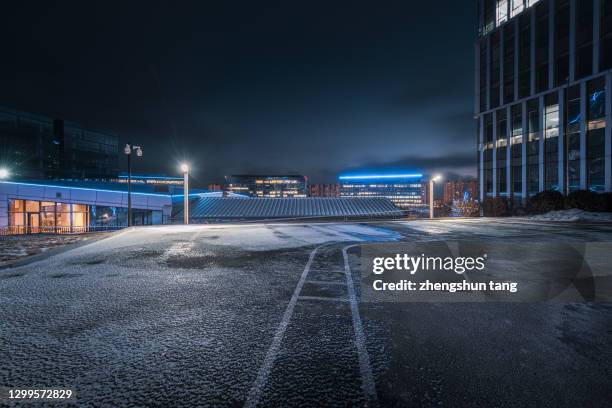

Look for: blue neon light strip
[339,174,423,180]
[117,175,183,180]
[0,181,170,197]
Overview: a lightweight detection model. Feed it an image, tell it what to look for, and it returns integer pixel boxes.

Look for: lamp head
[0,168,8,179]
[181,163,189,173]
[432,175,442,182]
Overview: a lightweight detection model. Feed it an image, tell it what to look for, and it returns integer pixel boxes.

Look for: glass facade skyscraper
[476,0,612,200]
[0,106,119,181]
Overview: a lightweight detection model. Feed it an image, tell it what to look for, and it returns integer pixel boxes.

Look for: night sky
[1,1,476,186]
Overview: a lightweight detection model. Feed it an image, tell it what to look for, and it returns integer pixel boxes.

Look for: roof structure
[173,197,403,220]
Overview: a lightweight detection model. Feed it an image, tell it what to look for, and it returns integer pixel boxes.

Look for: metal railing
[0,225,127,236]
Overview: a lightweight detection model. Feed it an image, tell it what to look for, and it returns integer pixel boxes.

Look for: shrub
[565,190,604,211]
[482,196,509,217]
[599,193,612,212]
[528,190,565,214]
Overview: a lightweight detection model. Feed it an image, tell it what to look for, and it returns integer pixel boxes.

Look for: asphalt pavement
[1,219,611,407]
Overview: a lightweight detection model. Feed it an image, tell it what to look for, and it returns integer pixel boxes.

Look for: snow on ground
[528,209,612,222]
[0,233,109,265]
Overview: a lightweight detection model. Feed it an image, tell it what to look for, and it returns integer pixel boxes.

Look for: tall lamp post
[181,163,189,225]
[124,143,143,227]
[429,175,441,219]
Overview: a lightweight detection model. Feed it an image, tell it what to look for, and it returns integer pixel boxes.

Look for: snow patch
[529,209,612,222]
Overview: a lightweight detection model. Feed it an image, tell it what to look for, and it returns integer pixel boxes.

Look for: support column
[549,0,556,90]
[605,73,612,192]
[539,95,545,192]
[480,115,485,200]
[493,110,498,196]
[507,105,512,195]
[530,7,537,95]
[593,0,601,74]
[500,29,505,104]
[522,101,528,201]
[475,43,481,115]
[486,37,491,111]
[580,81,587,189]
[558,87,566,193]
[569,0,577,82]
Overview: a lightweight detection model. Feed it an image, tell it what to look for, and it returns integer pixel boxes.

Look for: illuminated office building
[339,174,425,209]
[225,175,307,197]
[308,183,340,197]
[476,0,612,201]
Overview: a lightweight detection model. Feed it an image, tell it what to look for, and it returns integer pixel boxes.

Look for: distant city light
[339,174,423,180]
[0,168,9,179]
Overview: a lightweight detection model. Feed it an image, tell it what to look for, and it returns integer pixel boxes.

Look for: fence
[0,225,127,236]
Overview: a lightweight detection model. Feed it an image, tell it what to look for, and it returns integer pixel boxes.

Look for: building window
[497,110,508,195]
[497,0,509,26]
[504,24,516,104]
[544,93,560,191]
[511,0,525,18]
[484,113,495,194]
[554,0,570,87]
[491,32,501,108]
[601,0,612,71]
[511,104,523,194]
[575,0,594,80]
[519,13,532,98]
[527,99,540,195]
[587,77,606,192]
[535,2,549,93]
[566,85,582,192]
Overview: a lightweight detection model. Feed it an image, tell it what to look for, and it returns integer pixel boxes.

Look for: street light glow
[181,163,189,173]
[432,174,442,182]
[0,168,9,179]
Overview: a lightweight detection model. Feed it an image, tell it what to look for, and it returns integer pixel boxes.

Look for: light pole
[181,163,189,225]
[124,143,143,227]
[429,175,441,219]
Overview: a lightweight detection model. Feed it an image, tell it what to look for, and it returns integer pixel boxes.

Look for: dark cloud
[0,1,477,186]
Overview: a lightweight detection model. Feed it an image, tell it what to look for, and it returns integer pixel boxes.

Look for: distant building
[443,179,479,204]
[208,183,223,191]
[0,106,118,181]
[308,183,340,197]
[339,174,425,209]
[113,173,184,193]
[225,175,307,197]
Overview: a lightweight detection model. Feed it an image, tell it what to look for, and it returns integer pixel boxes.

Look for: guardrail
[0,225,127,236]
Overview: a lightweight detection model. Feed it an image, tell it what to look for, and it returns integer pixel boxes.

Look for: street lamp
[429,174,442,219]
[0,168,9,179]
[181,163,189,225]
[124,143,143,227]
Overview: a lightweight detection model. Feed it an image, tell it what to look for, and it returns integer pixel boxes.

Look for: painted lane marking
[343,244,378,406]
[298,295,349,303]
[244,244,326,408]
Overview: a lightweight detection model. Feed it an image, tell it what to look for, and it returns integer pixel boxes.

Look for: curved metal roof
[174,197,403,219]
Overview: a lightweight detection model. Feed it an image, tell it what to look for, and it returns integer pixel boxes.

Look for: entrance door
[28,213,40,234]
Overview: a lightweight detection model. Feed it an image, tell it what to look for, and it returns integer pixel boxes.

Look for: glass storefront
[7,199,162,234]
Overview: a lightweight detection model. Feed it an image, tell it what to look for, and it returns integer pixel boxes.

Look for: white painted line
[305,280,346,286]
[298,295,348,303]
[343,244,378,405]
[244,244,326,408]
